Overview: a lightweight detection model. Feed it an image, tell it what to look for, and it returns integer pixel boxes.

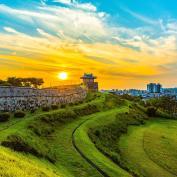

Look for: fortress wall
[0,85,87,112]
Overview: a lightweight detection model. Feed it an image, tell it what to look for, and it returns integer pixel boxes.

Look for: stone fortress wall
[0,85,87,112]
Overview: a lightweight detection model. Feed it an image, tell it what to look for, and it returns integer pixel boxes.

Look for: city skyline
[0,0,177,89]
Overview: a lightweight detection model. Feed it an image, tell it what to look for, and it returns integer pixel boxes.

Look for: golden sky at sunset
[0,0,177,89]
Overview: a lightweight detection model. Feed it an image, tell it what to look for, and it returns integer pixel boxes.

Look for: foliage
[1,134,40,156]
[74,107,132,177]
[0,93,107,177]
[146,96,177,116]
[0,112,10,122]
[73,103,100,116]
[14,111,26,118]
[119,94,141,102]
[0,77,44,88]
[42,106,50,112]
[51,105,59,110]
[60,104,66,108]
[104,94,126,109]
[1,134,56,163]
[84,92,102,102]
[88,106,149,173]
[146,106,157,117]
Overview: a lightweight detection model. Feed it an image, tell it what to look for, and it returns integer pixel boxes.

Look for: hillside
[0,93,177,177]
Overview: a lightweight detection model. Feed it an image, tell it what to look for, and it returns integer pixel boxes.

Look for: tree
[7,77,22,87]
[0,77,44,88]
[147,106,157,117]
[28,78,44,88]
[147,96,177,116]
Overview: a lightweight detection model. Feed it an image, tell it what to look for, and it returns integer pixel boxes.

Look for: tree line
[0,77,44,88]
[146,96,177,117]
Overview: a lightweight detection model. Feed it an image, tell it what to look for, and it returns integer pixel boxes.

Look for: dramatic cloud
[0,0,177,88]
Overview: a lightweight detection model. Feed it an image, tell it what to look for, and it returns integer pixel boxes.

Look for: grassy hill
[0,93,177,177]
[0,93,128,177]
[0,146,60,177]
[119,119,177,177]
[87,98,177,177]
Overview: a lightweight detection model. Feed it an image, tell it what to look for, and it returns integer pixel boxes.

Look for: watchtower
[81,73,98,92]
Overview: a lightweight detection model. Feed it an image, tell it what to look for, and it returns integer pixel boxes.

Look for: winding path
[72,117,110,177]
[72,109,132,177]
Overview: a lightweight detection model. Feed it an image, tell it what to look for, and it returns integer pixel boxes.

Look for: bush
[1,135,39,156]
[30,109,36,113]
[1,134,56,163]
[146,106,157,117]
[60,104,66,108]
[42,106,50,112]
[14,111,26,118]
[40,109,77,124]
[74,103,99,116]
[0,112,10,122]
[51,105,58,110]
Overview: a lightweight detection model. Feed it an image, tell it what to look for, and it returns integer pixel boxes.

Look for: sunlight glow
[58,72,68,80]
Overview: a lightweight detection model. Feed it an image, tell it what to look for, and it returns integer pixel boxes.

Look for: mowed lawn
[119,119,177,177]
[74,107,132,177]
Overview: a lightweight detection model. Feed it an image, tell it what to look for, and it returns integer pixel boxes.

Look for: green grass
[119,119,177,177]
[0,146,61,177]
[74,107,132,177]
[48,114,102,177]
[0,93,108,177]
[1,92,175,177]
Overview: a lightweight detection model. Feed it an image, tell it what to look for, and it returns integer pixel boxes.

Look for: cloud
[123,58,139,63]
[53,0,73,5]
[3,27,20,34]
[122,7,160,26]
[52,0,97,11]
[0,1,177,88]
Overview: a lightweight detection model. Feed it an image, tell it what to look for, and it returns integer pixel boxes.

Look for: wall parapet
[0,85,87,112]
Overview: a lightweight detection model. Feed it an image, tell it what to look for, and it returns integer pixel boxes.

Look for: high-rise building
[147,83,162,93]
[156,83,162,93]
[81,73,98,92]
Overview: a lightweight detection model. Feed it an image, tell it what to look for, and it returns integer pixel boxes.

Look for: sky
[0,0,177,89]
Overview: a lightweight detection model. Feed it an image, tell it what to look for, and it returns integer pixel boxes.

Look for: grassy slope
[0,146,60,177]
[74,107,132,177]
[0,93,106,177]
[0,111,72,177]
[119,119,177,177]
[49,114,102,177]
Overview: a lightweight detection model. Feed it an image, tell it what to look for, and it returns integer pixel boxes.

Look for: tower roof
[81,73,97,79]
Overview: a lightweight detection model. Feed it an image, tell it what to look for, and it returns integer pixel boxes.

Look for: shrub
[51,105,58,110]
[40,109,77,124]
[146,106,157,117]
[95,130,100,137]
[60,104,66,108]
[0,112,10,122]
[74,103,99,116]
[1,135,39,156]
[1,134,56,163]
[42,106,50,112]
[14,111,26,118]
[28,122,54,136]
[68,102,74,106]
[30,109,36,113]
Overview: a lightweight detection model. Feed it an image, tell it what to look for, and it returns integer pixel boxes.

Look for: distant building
[147,83,162,93]
[81,73,98,92]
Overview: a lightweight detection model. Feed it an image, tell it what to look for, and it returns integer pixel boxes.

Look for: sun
[58,72,68,80]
